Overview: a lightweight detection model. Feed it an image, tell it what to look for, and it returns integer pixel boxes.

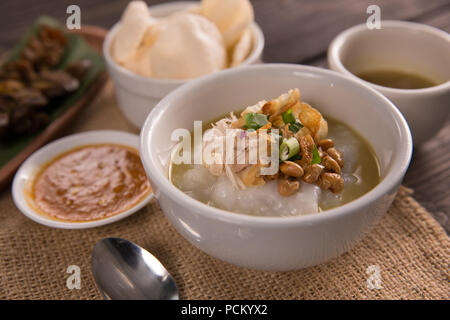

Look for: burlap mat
[0,82,449,300]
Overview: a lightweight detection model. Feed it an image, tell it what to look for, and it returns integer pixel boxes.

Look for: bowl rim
[103,0,265,85]
[140,63,413,227]
[12,130,154,229]
[327,20,450,95]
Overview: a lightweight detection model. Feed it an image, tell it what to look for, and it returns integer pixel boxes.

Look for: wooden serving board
[0,25,109,191]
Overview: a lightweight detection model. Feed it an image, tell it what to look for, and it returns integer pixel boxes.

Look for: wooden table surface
[0,0,449,232]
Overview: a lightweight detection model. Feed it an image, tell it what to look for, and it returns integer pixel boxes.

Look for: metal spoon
[91,237,179,300]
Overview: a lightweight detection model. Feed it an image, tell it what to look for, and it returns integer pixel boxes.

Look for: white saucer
[12,130,153,229]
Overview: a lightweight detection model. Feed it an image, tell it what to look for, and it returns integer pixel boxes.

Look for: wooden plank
[0,0,135,47]
[253,0,450,63]
[414,1,450,28]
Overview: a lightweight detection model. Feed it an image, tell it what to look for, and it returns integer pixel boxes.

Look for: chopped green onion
[279,137,300,161]
[288,121,303,133]
[244,113,268,130]
[311,145,322,165]
[281,108,296,124]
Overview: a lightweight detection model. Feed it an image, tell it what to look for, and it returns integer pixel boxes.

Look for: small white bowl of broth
[328,20,450,146]
[140,64,412,271]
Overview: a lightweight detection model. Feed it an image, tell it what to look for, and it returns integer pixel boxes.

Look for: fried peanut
[322,155,341,174]
[278,178,300,196]
[240,164,265,187]
[318,138,334,150]
[318,173,344,193]
[280,161,304,178]
[302,164,324,183]
[317,174,332,190]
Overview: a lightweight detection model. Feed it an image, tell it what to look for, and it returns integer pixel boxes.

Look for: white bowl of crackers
[103,0,265,128]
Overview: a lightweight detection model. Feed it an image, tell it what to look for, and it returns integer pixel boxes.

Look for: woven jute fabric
[0,82,449,300]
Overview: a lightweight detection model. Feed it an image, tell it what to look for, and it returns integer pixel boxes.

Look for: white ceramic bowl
[12,130,153,229]
[328,20,450,146]
[140,64,412,271]
[104,1,265,128]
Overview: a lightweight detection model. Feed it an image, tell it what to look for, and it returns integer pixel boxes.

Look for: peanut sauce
[31,144,151,221]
